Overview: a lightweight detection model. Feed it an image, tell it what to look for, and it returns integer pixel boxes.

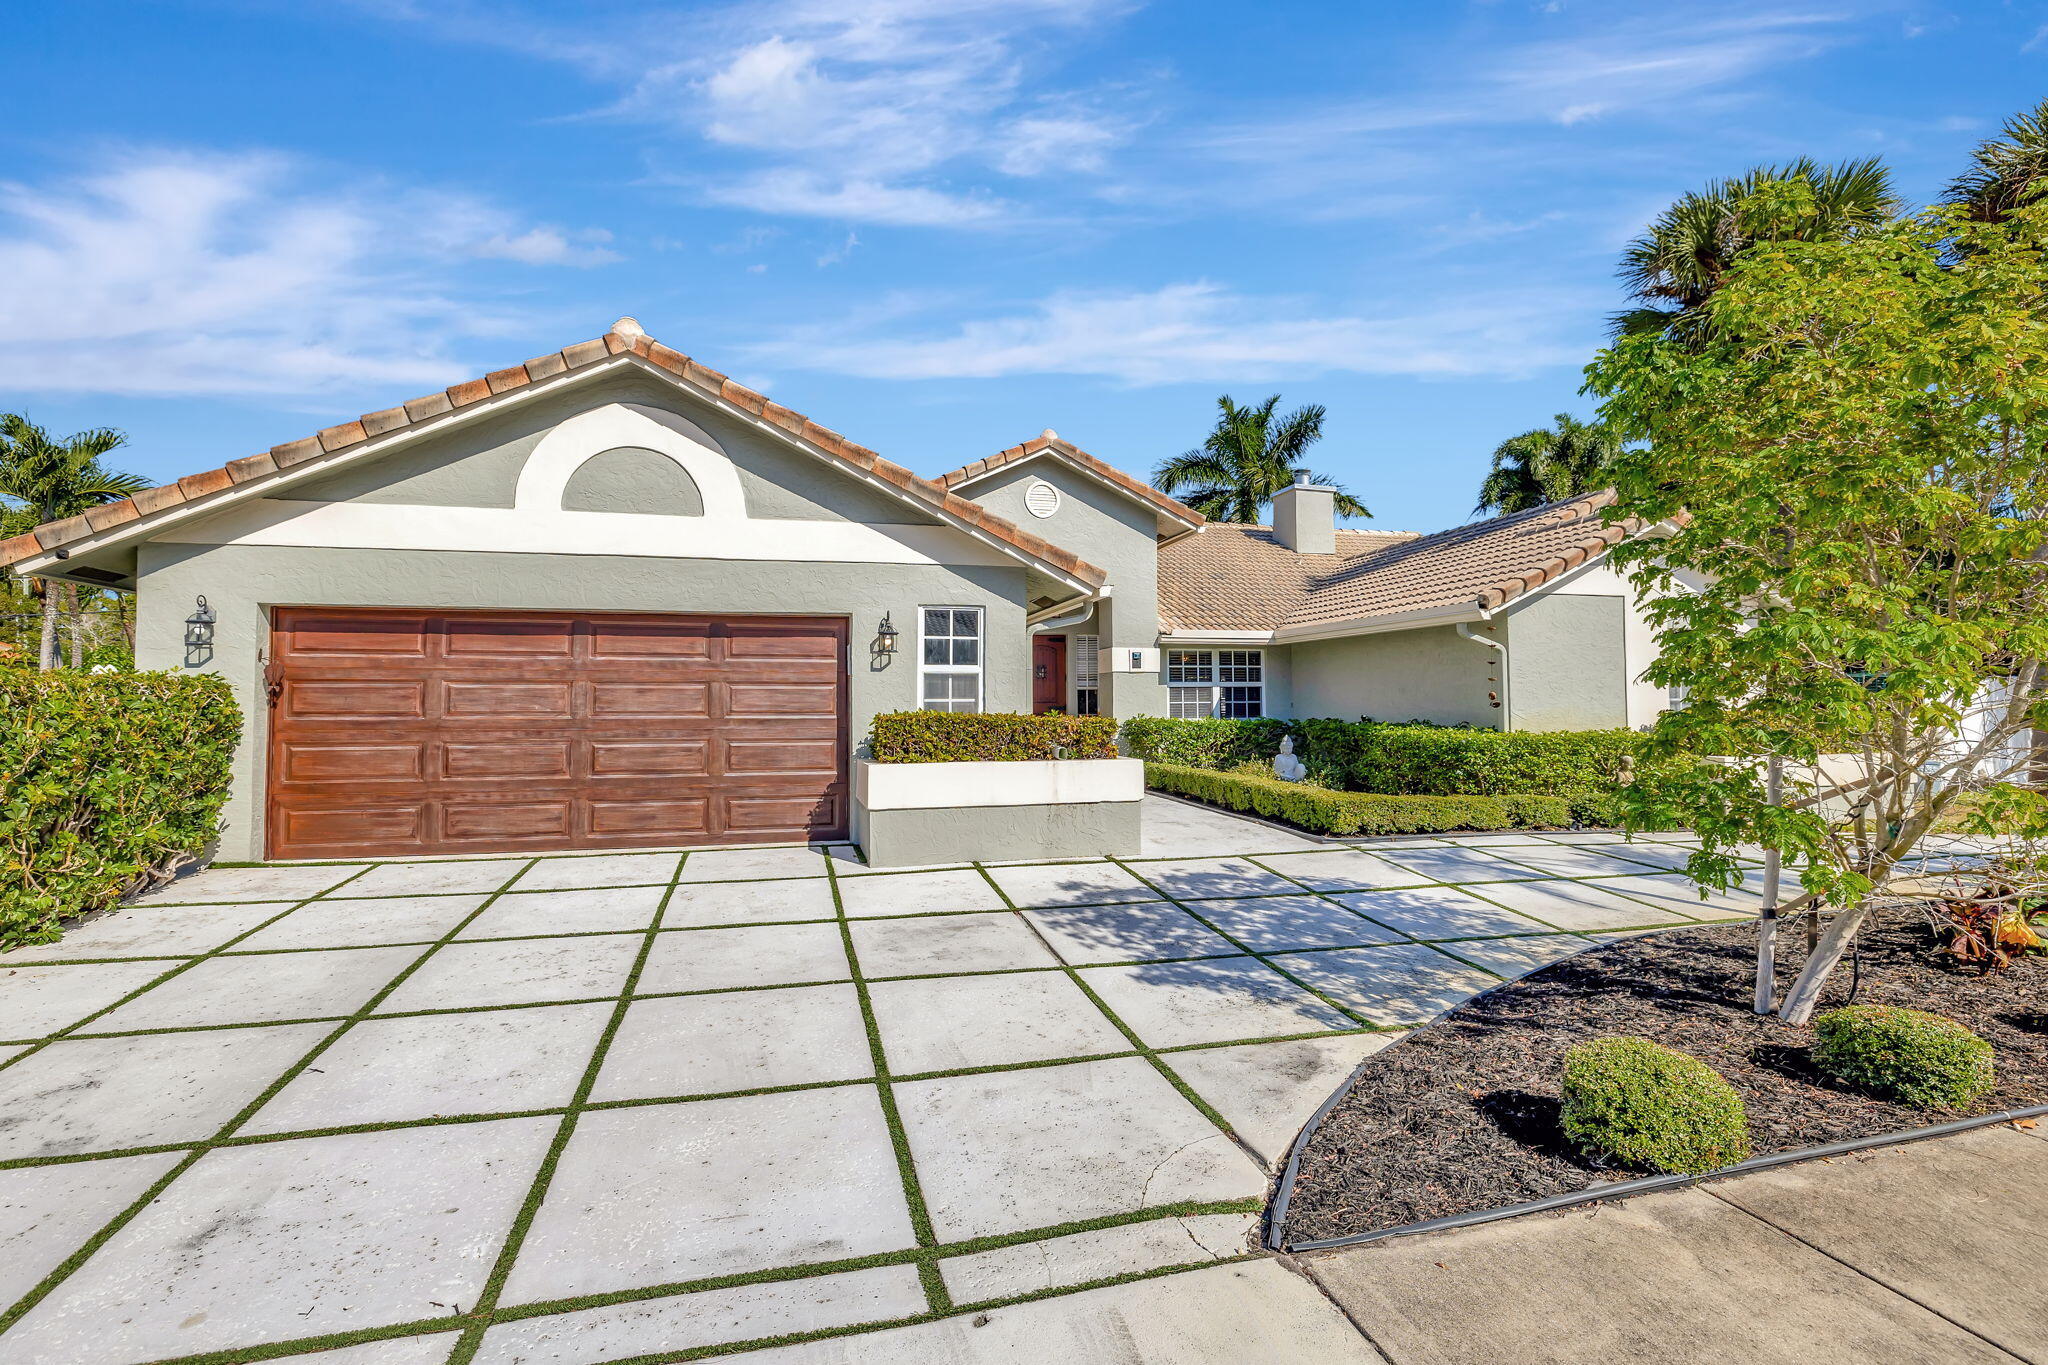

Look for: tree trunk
[1754,756,1783,1015]
[1778,902,1874,1025]
[37,589,58,670]
[65,584,83,670]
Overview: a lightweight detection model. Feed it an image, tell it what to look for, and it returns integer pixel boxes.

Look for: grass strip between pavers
[439,850,694,1365]
[0,857,537,1339]
[126,1197,1266,1365]
[822,851,951,1313]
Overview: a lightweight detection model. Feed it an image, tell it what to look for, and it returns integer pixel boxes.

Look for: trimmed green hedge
[1118,716,1292,770]
[1144,761,1569,836]
[1560,1037,1753,1175]
[3,668,241,949]
[1814,1005,1996,1110]
[868,711,1120,763]
[1122,716,1647,825]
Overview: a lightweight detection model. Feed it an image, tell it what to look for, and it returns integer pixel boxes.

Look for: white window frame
[918,605,984,713]
[1167,649,1264,718]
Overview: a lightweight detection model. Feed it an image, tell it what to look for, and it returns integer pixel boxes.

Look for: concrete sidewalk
[1303,1121,2047,1365]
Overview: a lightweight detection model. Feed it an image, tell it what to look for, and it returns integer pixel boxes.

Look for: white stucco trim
[514,401,740,517]
[1158,629,1276,645]
[1272,601,1487,643]
[855,757,1143,810]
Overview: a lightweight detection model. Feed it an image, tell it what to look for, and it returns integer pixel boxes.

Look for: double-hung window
[1072,633,1100,715]
[919,607,983,712]
[1167,649,1264,718]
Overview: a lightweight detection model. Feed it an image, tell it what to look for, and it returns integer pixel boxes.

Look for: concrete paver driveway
[0,796,1768,1364]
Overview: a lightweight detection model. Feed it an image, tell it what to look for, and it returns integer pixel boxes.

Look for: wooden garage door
[266,608,848,860]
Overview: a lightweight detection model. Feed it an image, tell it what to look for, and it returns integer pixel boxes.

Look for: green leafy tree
[1946,97,2048,223]
[1474,412,1623,515]
[0,415,147,670]
[1153,394,1369,524]
[1613,158,1899,343]
[1587,187,2048,1024]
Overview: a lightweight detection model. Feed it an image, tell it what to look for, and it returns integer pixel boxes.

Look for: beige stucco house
[2,320,1675,863]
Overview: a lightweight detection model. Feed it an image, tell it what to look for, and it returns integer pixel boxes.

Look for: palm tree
[1945,98,2048,223]
[0,415,147,669]
[1474,413,1622,516]
[1614,158,1899,342]
[1152,394,1369,524]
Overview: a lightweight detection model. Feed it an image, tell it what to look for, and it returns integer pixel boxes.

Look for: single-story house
[2,319,1677,863]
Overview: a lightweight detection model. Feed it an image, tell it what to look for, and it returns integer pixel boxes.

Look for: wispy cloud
[747,281,1590,385]
[0,147,615,397]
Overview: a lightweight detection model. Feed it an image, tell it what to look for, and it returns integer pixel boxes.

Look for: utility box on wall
[1112,647,1159,673]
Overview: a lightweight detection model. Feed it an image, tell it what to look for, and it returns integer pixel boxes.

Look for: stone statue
[1273,734,1308,782]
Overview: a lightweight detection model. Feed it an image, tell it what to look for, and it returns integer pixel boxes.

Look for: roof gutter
[1029,585,1109,631]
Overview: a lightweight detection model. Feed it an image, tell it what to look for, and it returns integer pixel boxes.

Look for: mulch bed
[1280,912,2047,1245]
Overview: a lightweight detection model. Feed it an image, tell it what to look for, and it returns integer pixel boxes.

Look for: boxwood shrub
[2,667,241,949]
[1144,761,1568,836]
[868,710,1120,763]
[1560,1037,1753,1175]
[1813,1005,1996,1110]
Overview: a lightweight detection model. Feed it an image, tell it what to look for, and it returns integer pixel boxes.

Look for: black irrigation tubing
[1269,1099,2048,1256]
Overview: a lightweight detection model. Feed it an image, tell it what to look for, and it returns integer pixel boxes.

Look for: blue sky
[3,0,2044,532]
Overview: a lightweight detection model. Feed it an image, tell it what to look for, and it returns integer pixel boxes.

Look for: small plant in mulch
[1559,1036,1753,1175]
[1813,1005,1996,1110]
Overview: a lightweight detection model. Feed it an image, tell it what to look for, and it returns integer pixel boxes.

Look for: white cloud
[700,170,1010,227]
[816,230,860,267]
[0,148,615,397]
[747,281,1588,385]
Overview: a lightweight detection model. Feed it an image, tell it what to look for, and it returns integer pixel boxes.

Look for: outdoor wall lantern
[874,613,899,655]
[185,595,215,667]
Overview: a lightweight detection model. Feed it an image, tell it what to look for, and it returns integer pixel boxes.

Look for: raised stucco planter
[852,757,1145,868]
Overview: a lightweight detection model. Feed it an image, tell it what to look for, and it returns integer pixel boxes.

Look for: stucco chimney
[1272,470,1337,554]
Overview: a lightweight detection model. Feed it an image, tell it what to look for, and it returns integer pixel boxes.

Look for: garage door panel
[590,740,709,777]
[287,680,427,720]
[443,681,575,718]
[726,682,840,717]
[724,792,842,832]
[443,741,575,781]
[444,618,578,657]
[268,608,847,859]
[277,805,426,852]
[588,622,715,659]
[279,743,425,784]
[588,799,712,838]
[440,801,575,843]
[282,615,433,659]
[590,682,712,718]
[725,738,840,775]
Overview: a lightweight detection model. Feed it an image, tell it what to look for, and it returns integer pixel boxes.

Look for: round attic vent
[1024,480,1062,518]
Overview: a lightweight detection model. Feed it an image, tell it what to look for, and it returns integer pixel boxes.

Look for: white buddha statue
[1273,734,1308,782]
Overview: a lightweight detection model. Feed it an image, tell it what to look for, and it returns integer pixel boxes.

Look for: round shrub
[1812,1005,1995,1110]
[1559,1037,1752,1175]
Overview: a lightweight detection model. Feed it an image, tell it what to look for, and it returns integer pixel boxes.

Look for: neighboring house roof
[1157,526,1419,633]
[937,432,1206,537]
[0,320,1108,593]
[1159,491,1649,636]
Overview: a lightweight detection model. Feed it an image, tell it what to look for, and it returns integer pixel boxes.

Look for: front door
[1032,634,1067,714]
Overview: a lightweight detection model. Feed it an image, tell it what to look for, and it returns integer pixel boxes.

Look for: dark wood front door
[265,607,848,860]
[1032,634,1067,714]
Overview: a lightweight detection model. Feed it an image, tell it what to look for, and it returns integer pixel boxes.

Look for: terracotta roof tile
[85,500,141,533]
[937,435,1206,530]
[1157,491,1646,634]
[0,321,1110,592]
[1157,525,1419,632]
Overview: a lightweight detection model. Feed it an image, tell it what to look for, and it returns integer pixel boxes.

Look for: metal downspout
[1457,619,1509,729]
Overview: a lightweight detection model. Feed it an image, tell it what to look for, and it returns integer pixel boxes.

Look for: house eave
[945,448,1202,540]
[1273,602,1489,644]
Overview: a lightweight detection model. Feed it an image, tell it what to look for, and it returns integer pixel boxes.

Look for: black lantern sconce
[875,612,899,654]
[184,595,216,668]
